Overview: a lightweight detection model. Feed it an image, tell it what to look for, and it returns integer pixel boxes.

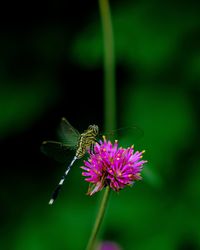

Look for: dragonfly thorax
[75,124,99,159]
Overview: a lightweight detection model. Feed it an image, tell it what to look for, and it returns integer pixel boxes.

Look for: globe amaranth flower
[81,136,147,195]
[97,241,122,250]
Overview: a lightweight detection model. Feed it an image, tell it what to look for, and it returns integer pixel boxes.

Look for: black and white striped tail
[49,156,77,205]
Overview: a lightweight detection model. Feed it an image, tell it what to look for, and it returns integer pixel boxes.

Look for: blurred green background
[1,0,200,249]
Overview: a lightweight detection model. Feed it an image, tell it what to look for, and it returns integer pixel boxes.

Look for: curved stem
[86,186,111,250]
[99,0,116,132]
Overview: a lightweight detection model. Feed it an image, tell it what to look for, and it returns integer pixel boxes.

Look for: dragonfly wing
[58,117,80,146]
[101,126,144,145]
[118,126,144,147]
[41,140,75,163]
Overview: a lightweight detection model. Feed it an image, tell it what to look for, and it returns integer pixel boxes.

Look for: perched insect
[41,117,99,205]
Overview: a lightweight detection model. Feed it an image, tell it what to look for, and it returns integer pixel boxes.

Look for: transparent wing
[117,126,144,147]
[41,140,75,163]
[58,117,80,146]
[101,126,144,146]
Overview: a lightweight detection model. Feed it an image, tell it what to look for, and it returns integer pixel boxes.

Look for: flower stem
[86,186,111,250]
[99,0,116,132]
[86,1,114,248]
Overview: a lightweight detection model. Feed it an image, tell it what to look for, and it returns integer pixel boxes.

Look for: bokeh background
[1,0,200,249]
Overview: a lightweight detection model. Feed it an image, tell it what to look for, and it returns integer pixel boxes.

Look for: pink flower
[97,241,122,250]
[81,136,147,195]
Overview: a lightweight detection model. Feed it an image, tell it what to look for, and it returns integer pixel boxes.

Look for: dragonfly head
[88,125,99,135]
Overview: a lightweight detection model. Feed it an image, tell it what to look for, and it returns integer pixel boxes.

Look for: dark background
[1,1,200,249]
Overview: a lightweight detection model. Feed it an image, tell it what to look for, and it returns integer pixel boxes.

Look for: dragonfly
[41,117,99,205]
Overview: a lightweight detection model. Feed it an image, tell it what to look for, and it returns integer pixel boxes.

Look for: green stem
[99,0,116,132]
[86,1,115,249]
[86,186,111,250]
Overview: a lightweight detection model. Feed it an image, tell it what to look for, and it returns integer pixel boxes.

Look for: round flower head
[81,136,147,195]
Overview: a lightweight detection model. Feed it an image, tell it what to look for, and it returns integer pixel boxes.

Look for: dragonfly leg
[89,139,100,154]
[95,139,100,145]
[89,142,97,154]
[89,144,94,154]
